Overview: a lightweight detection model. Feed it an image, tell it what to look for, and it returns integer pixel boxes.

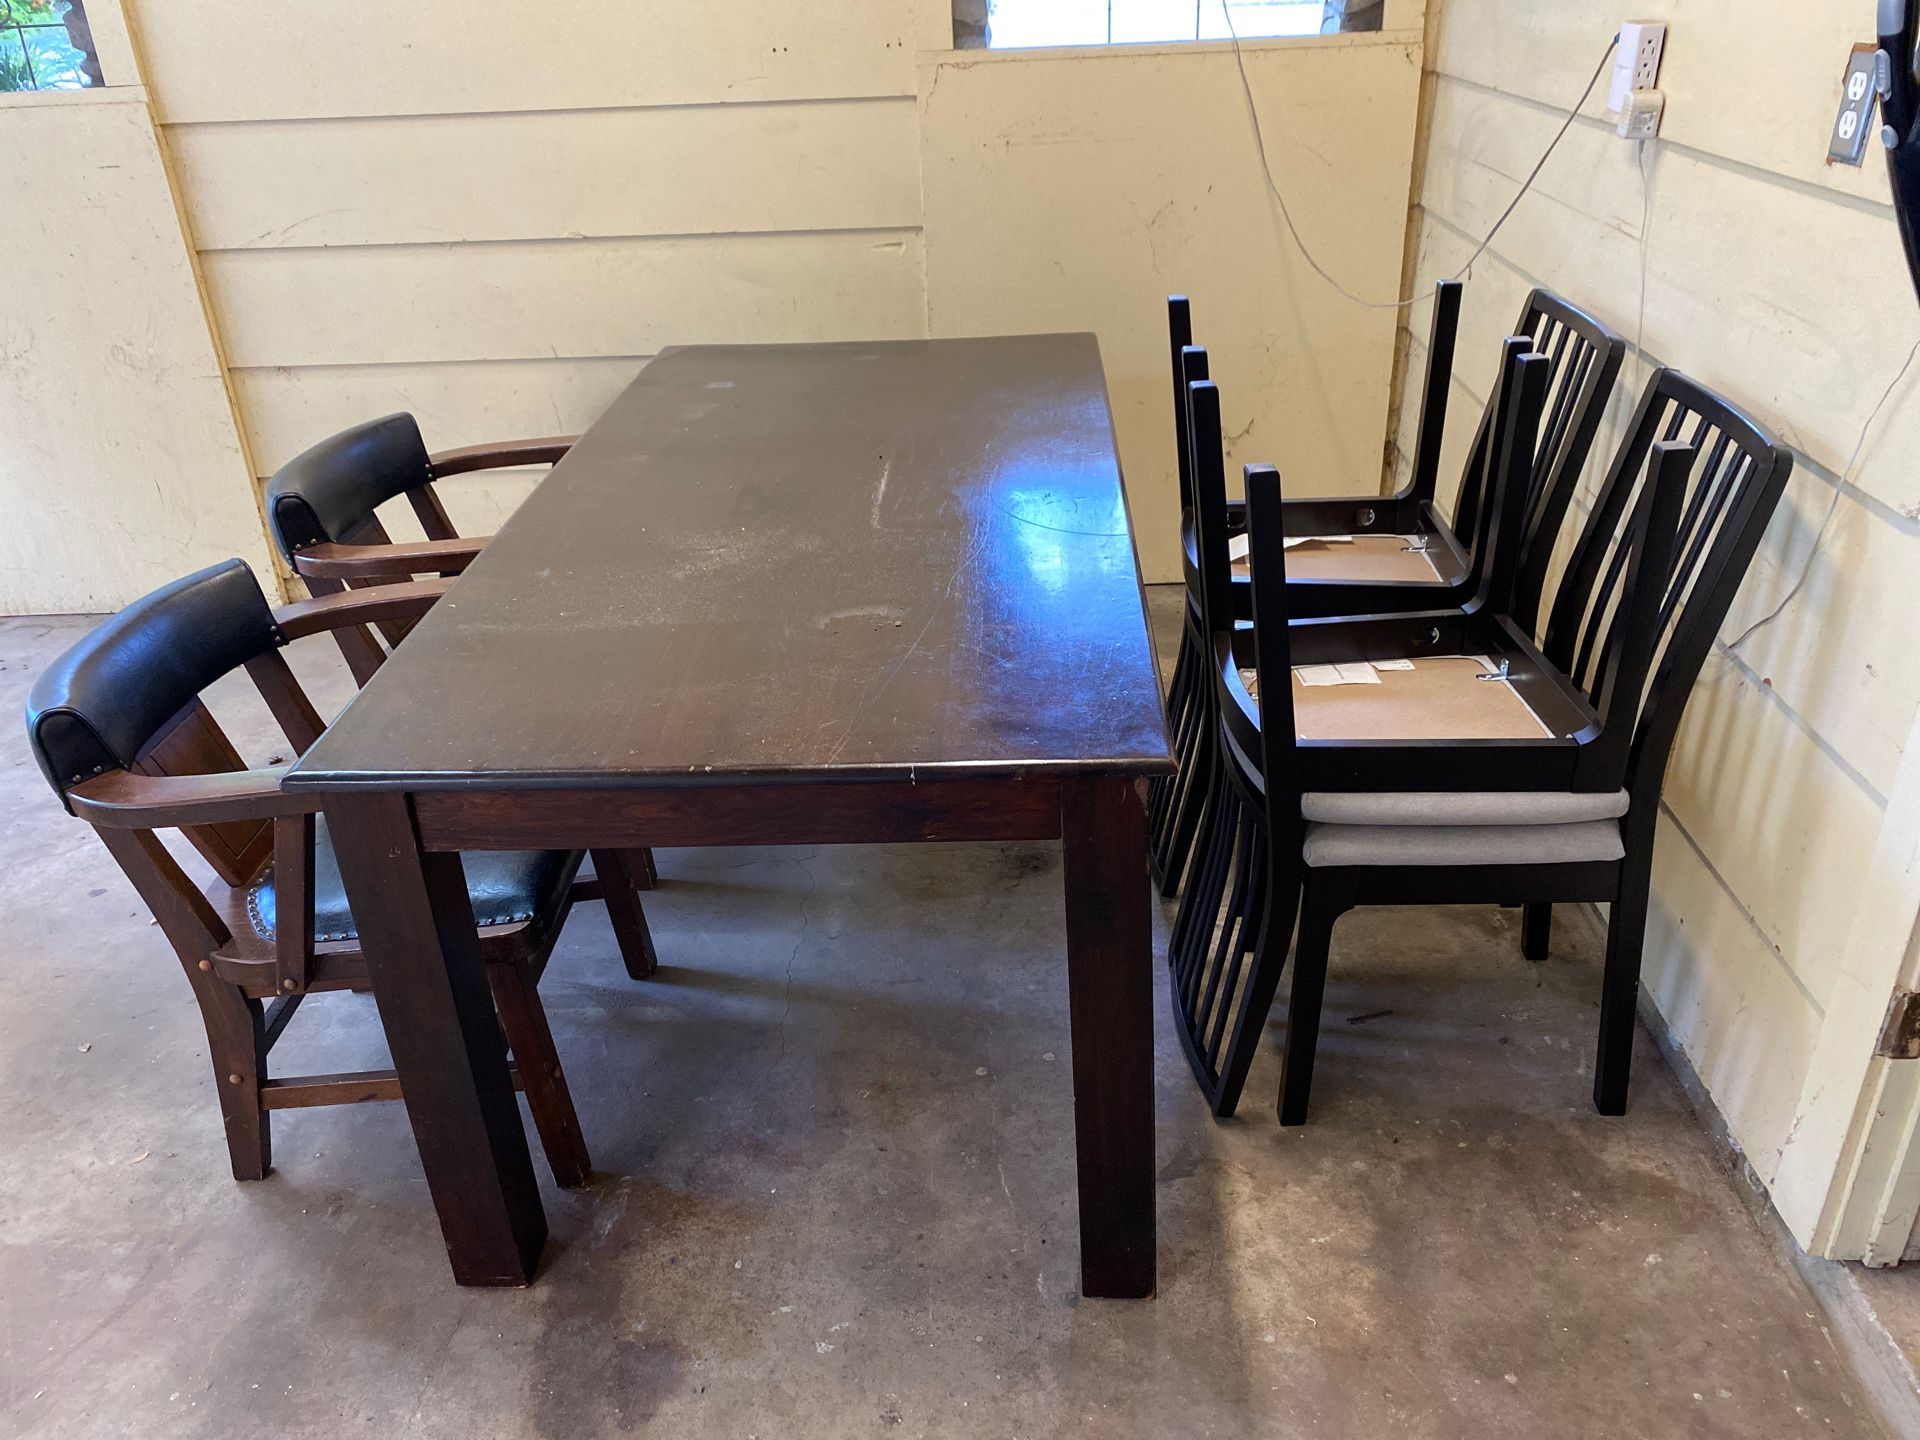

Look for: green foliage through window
[0,0,100,92]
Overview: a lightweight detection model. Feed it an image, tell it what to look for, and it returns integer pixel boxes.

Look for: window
[966,0,1371,50]
[1,0,99,92]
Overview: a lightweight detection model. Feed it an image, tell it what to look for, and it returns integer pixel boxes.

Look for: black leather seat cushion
[249,815,578,943]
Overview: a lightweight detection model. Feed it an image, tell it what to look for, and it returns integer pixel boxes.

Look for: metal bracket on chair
[1401,535,1431,554]
[1475,659,1512,682]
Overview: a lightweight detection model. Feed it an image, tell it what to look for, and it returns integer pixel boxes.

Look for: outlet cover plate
[1610,20,1668,112]
[1830,43,1880,167]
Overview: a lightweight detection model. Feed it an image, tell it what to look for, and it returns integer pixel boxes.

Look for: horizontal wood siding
[920,34,1424,581]
[130,0,952,121]
[168,99,923,250]
[127,0,942,538]
[1399,2,1920,1193]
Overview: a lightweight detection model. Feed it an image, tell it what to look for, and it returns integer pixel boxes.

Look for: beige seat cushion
[1301,789,1629,826]
[1303,820,1625,868]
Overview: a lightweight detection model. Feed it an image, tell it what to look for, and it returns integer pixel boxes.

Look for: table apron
[410,776,1076,851]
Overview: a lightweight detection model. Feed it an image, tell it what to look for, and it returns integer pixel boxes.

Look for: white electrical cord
[1634,137,1655,388]
[1213,7,1915,652]
[1220,14,1618,310]
[1724,335,1920,653]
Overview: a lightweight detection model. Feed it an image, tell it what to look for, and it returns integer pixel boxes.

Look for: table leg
[1060,776,1157,1299]
[323,791,548,1286]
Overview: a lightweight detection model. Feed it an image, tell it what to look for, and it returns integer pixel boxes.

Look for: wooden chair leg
[590,848,659,979]
[189,971,271,1180]
[1522,902,1552,961]
[489,958,591,1188]
[1593,869,1651,1116]
[1277,881,1344,1128]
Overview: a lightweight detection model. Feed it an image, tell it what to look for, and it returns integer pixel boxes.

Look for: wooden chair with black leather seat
[24,559,660,1185]
[264,412,657,892]
[263,412,571,678]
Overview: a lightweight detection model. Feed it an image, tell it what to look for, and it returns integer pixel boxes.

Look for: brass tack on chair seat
[227,1074,243,1085]
[197,959,212,972]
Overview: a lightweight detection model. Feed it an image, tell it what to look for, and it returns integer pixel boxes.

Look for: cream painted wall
[113,1,1425,581]
[1395,2,1920,1255]
[123,0,952,545]
[0,68,269,613]
[919,30,1423,580]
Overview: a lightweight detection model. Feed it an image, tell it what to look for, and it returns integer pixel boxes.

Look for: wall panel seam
[196,224,927,259]
[1410,216,1920,539]
[1657,800,1830,1020]
[1428,70,1896,219]
[157,94,917,130]
[230,355,658,375]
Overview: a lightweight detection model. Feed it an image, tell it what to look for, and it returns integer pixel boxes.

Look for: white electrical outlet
[1608,20,1668,112]
[1617,89,1665,140]
[1627,22,1666,88]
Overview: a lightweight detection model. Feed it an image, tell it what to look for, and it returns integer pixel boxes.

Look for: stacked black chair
[1147,287,1625,897]
[1170,361,1791,1123]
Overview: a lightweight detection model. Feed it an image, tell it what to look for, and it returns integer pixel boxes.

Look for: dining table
[283,333,1173,1296]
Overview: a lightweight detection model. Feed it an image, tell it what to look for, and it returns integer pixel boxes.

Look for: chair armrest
[272,577,454,640]
[427,435,577,477]
[293,537,486,581]
[68,768,317,829]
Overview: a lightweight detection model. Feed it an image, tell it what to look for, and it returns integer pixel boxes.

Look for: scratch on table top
[820,533,984,765]
[870,455,894,528]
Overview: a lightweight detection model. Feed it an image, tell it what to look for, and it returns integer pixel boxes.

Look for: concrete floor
[0,592,1902,1438]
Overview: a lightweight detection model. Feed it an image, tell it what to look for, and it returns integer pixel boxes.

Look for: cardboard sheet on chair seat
[1287,656,1553,741]
[1232,535,1442,585]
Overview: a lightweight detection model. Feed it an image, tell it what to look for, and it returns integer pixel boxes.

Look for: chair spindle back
[1451,291,1627,632]
[1541,370,1792,806]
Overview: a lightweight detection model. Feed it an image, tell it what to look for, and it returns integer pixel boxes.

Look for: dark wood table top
[287,334,1171,792]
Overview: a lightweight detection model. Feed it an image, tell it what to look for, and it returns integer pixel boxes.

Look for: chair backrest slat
[244,650,327,754]
[1541,369,1792,806]
[407,485,459,542]
[1186,371,1234,642]
[1472,343,1553,617]
[1167,297,1195,513]
[1242,464,1300,815]
[132,699,273,887]
[1405,280,1465,505]
[1451,290,1627,633]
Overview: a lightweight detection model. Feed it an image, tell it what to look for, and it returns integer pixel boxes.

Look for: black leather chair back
[25,560,278,804]
[264,413,432,557]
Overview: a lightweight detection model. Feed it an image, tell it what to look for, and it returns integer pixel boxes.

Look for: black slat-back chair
[1172,367,1791,1123]
[1147,288,1626,896]
[25,561,662,1183]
